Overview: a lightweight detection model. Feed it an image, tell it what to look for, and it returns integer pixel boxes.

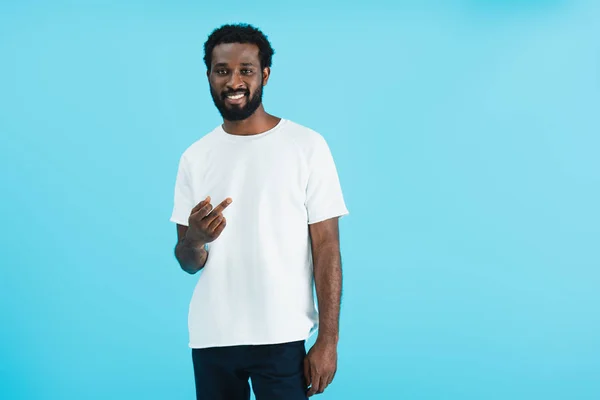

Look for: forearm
[313,243,342,344]
[175,235,208,274]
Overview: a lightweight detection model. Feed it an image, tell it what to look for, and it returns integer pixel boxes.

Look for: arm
[305,216,343,397]
[310,217,343,344]
[174,224,208,274]
[173,196,232,274]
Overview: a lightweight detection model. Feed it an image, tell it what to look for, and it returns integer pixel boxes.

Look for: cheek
[250,77,263,91]
[210,83,224,95]
[209,77,225,89]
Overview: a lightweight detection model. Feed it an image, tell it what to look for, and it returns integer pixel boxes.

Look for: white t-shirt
[170,118,349,348]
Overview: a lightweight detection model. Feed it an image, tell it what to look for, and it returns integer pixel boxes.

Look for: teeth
[227,93,245,100]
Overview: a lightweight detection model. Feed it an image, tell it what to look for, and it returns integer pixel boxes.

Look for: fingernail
[226,198,232,204]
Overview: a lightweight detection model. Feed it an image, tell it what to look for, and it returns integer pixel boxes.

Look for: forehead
[211,43,260,66]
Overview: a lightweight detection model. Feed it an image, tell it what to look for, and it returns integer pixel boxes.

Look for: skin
[174,196,231,274]
[208,42,280,135]
[305,217,343,396]
[174,42,342,396]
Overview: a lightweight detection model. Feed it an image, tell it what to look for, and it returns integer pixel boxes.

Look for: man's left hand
[304,338,338,396]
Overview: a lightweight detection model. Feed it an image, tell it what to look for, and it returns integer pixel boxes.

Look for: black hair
[203,23,275,71]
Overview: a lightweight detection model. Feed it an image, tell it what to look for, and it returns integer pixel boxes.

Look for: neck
[222,105,280,136]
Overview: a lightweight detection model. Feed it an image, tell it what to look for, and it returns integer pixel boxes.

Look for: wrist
[184,229,206,249]
[316,332,339,346]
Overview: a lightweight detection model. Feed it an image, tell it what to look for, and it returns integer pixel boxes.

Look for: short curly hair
[203,23,275,71]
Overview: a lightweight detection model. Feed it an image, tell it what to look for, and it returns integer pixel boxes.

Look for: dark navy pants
[192,340,308,400]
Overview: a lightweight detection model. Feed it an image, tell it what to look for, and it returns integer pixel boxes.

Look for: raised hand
[186,196,232,244]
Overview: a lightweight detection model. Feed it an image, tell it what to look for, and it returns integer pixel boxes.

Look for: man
[170,23,349,400]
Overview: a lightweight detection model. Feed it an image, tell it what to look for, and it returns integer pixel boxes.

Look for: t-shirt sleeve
[170,154,195,226]
[305,135,349,224]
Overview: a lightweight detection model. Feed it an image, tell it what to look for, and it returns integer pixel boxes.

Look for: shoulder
[282,119,329,154]
[179,126,221,163]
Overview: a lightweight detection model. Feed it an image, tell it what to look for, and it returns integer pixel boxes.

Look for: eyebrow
[213,62,256,68]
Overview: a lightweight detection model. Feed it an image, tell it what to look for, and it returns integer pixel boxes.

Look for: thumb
[303,357,311,387]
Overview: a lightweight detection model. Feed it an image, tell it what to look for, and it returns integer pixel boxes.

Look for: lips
[223,91,248,105]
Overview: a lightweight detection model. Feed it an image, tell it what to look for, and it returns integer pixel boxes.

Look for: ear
[206,69,210,78]
[262,67,271,86]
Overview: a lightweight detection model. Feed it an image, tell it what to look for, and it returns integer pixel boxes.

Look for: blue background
[1,0,599,399]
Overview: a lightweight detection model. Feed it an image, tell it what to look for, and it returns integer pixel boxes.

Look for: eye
[241,69,254,75]
[215,69,228,76]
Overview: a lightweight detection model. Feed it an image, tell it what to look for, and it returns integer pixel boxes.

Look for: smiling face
[208,42,270,121]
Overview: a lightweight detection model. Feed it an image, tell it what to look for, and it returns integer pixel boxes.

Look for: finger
[303,358,311,388]
[316,374,326,395]
[191,202,213,219]
[327,370,336,386]
[207,198,232,221]
[322,373,333,391]
[212,217,227,237]
[307,373,321,397]
[207,214,224,232]
[190,196,210,214]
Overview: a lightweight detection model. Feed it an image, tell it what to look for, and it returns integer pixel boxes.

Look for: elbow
[174,245,195,274]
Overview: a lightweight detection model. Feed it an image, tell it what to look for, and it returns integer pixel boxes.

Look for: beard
[210,83,263,122]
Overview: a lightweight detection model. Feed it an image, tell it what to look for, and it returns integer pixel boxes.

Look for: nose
[226,70,245,90]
